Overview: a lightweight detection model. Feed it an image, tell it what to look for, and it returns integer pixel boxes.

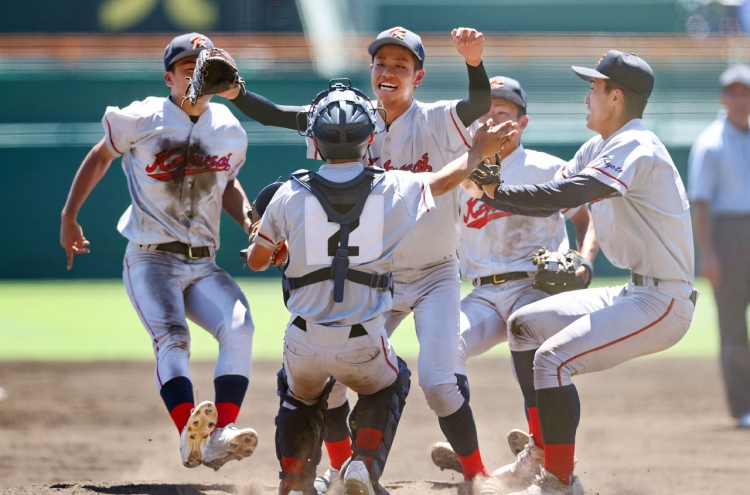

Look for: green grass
[0,277,721,361]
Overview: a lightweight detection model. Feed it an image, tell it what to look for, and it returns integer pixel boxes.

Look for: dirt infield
[0,357,747,495]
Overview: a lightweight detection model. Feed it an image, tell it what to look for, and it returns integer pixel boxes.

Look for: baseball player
[60,33,259,471]
[429,76,599,476]
[309,26,495,488]
[462,52,697,495]
[245,82,515,495]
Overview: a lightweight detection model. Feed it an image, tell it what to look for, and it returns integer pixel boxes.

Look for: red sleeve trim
[561,164,568,179]
[449,110,471,149]
[589,166,629,190]
[105,117,123,155]
[257,232,275,245]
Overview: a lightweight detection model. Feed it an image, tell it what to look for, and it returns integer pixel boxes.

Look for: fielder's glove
[468,153,503,187]
[183,48,245,107]
[532,247,593,295]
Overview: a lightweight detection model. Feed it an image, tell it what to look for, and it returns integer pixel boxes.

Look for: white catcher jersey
[458,145,572,279]
[254,161,435,326]
[308,99,471,270]
[562,119,694,284]
[103,96,247,248]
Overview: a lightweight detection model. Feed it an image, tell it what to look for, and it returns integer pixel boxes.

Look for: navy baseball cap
[164,33,214,71]
[489,76,527,109]
[720,64,750,89]
[572,50,654,99]
[368,27,425,66]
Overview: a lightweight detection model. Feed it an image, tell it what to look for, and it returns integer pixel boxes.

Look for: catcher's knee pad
[275,368,335,492]
[349,357,411,482]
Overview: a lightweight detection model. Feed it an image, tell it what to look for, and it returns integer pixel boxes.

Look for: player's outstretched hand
[471,119,517,161]
[60,219,90,270]
[452,27,484,67]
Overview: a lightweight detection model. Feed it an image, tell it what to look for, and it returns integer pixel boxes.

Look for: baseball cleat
[430,441,463,473]
[314,465,340,493]
[504,468,583,495]
[343,458,376,495]
[507,429,530,456]
[180,401,218,468]
[202,423,259,471]
[481,435,543,494]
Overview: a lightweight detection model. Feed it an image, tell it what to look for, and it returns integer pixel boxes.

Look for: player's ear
[413,68,425,88]
[164,71,174,89]
[518,115,529,131]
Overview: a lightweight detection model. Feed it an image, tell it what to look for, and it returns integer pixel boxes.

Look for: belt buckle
[187,246,199,260]
[492,274,506,285]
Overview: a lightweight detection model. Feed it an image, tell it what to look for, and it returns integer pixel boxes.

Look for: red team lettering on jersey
[146,147,233,181]
[463,197,512,229]
[367,153,433,173]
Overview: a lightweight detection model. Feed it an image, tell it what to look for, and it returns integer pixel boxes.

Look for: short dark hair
[604,79,647,118]
[371,51,423,71]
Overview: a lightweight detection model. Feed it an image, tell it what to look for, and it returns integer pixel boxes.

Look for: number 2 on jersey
[304,196,384,266]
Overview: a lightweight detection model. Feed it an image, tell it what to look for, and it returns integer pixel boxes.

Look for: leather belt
[154,241,211,259]
[474,271,529,287]
[292,316,368,338]
[631,272,698,306]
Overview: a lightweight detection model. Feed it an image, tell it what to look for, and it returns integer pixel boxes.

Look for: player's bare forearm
[428,120,517,196]
[571,206,599,262]
[247,243,274,271]
[222,179,253,234]
[61,138,116,221]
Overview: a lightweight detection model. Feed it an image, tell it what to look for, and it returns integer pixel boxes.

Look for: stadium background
[2,0,748,279]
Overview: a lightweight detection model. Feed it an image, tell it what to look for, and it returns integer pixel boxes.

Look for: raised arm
[452,27,492,127]
[221,87,306,130]
[60,138,117,269]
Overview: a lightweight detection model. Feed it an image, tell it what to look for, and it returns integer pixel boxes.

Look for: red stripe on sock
[170,402,195,433]
[527,406,545,448]
[457,447,489,481]
[544,443,576,485]
[325,438,353,470]
[216,402,240,429]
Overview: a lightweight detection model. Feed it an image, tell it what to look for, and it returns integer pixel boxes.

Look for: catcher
[430,77,598,486]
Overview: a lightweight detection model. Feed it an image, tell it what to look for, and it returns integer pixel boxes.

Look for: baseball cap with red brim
[164,32,214,71]
[368,27,426,65]
[572,50,654,99]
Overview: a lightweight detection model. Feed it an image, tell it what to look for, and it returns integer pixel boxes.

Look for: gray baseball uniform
[105,96,254,388]
[509,118,696,390]
[252,161,434,402]
[456,146,578,375]
[307,99,472,416]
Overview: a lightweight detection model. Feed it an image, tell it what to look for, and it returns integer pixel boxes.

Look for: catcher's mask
[300,79,385,161]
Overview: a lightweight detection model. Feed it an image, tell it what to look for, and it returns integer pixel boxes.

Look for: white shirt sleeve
[423,100,473,155]
[576,136,644,196]
[253,184,290,249]
[101,102,144,156]
[392,171,436,221]
[687,137,718,205]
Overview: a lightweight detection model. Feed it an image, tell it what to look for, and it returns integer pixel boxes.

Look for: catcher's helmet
[304,79,382,161]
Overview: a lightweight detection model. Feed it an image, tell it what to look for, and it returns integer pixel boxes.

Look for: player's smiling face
[584,79,613,133]
[371,45,425,108]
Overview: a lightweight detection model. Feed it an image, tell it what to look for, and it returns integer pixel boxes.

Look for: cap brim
[367,38,422,62]
[169,47,206,67]
[571,66,609,82]
[490,89,526,109]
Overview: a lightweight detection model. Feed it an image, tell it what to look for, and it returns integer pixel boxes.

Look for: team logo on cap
[389,27,407,41]
[490,79,504,89]
[190,35,208,49]
[597,53,606,65]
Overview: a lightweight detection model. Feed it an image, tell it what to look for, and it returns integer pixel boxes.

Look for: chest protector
[283,167,390,304]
